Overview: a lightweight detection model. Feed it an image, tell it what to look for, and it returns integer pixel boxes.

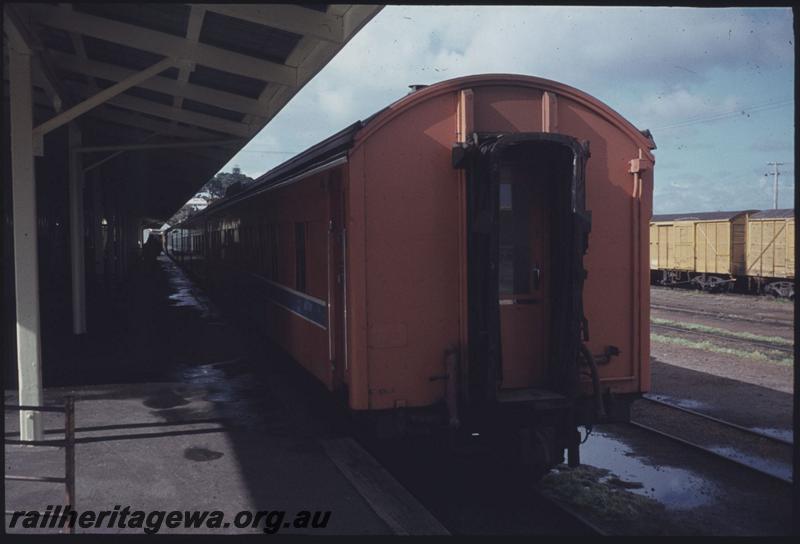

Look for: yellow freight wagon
[745,209,795,298]
[649,211,752,291]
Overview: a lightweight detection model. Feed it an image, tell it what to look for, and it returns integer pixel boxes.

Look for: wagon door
[658,225,670,268]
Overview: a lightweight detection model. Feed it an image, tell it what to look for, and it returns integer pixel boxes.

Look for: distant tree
[201,165,254,200]
[167,167,255,225]
[225,181,244,198]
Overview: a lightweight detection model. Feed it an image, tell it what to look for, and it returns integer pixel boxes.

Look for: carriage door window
[499,183,514,294]
[295,222,307,292]
[498,181,532,298]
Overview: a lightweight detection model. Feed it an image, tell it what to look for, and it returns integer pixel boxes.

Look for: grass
[650,333,793,366]
[651,317,793,347]
[540,465,658,525]
[539,465,703,535]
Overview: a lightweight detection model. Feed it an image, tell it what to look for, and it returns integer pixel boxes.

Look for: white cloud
[634,88,740,126]
[222,5,793,194]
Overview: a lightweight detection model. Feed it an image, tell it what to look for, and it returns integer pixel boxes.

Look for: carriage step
[496,388,567,408]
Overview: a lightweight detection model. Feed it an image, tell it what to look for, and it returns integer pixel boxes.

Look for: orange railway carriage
[167,74,655,472]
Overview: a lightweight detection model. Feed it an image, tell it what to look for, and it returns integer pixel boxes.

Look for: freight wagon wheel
[699,275,727,293]
[765,281,794,299]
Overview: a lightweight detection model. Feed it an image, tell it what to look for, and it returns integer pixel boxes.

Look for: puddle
[184,447,224,462]
[144,389,191,409]
[183,365,227,384]
[707,445,792,481]
[167,286,217,319]
[646,394,708,411]
[182,364,253,406]
[749,427,793,444]
[163,263,218,319]
[580,428,717,509]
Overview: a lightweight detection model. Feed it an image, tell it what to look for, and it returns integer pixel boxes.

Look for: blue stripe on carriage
[263,280,328,329]
[237,271,327,329]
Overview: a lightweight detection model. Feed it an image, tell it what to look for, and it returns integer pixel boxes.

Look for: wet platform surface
[7,257,794,535]
[5,256,397,534]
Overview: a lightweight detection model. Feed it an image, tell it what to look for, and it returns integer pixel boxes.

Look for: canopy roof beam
[22,4,298,86]
[49,52,266,117]
[33,56,179,137]
[173,6,205,114]
[86,105,230,142]
[66,84,253,137]
[81,132,166,175]
[77,138,244,153]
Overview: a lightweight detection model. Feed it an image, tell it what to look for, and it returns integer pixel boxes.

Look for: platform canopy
[3,4,383,441]
[3,3,383,219]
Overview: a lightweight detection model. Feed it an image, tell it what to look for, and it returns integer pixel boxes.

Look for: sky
[218,6,794,215]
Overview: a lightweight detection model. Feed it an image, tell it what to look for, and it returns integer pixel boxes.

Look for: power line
[651,99,792,131]
[654,96,792,127]
[653,101,792,130]
[235,150,299,154]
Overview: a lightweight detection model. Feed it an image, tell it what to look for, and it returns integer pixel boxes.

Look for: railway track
[641,395,793,446]
[650,323,793,355]
[630,397,793,485]
[650,303,793,328]
[536,493,607,536]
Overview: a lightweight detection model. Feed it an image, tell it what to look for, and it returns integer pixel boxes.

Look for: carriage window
[267,225,279,280]
[500,183,513,210]
[499,183,514,293]
[498,181,531,295]
[295,222,306,292]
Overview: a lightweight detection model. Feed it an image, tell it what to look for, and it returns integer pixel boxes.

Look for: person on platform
[143,233,163,263]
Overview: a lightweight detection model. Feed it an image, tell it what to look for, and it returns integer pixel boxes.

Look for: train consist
[166,74,655,475]
[650,209,794,297]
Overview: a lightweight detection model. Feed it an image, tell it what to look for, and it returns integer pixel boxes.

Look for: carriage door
[457,133,588,409]
[498,163,550,388]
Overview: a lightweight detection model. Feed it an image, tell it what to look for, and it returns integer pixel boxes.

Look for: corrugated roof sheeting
[750,209,794,220]
[651,210,754,222]
[187,64,267,99]
[199,11,302,64]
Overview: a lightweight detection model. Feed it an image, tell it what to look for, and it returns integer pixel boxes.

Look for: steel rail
[641,395,793,446]
[650,303,794,328]
[650,323,793,355]
[628,421,792,485]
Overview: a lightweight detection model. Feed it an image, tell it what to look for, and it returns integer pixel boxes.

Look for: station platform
[5,256,446,535]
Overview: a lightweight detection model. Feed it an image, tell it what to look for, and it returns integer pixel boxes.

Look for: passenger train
[166,74,655,476]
